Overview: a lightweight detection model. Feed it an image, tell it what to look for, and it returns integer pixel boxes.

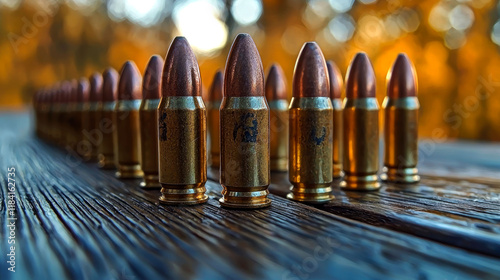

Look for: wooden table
[1,112,499,280]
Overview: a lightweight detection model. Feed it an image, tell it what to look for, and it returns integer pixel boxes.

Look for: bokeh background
[1,0,500,140]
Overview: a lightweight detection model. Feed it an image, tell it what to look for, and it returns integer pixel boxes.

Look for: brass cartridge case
[269,99,289,172]
[158,96,208,204]
[207,100,221,168]
[113,100,143,178]
[341,97,380,190]
[219,96,271,208]
[332,98,343,178]
[382,97,420,183]
[139,98,161,188]
[288,97,334,203]
[97,101,116,168]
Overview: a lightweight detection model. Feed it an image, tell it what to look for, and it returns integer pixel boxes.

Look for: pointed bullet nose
[89,73,103,102]
[102,68,119,102]
[265,64,287,101]
[143,55,164,100]
[162,37,201,97]
[293,42,329,98]
[208,70,223,102]
[224,33,264,97]
[387,53,417,98]
[118,61,142,100]
[77,78,90,103]
[345,53,376,98]
[326,61,343,99]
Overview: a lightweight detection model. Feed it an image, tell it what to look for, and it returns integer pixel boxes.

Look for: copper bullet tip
[143,55,164,100]
[293,42,329,98]
[102,68,119,102]
[265,64,287,101]
[326,60,343,99]
[208,70,223,102]
[224,33,264,97]
[345,52,376,99]
[387,53,417,98]
[77,78,90,102]
[118,61,142,100]
[89,72,103,102]
[162,37,201,97]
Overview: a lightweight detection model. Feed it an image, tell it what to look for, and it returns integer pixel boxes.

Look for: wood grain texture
[1,112,500,280]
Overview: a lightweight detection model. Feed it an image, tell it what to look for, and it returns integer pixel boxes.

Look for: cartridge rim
[340,174,381,191]
[287,183,334,204]
[381,167,420,184]
[160,183,208,205]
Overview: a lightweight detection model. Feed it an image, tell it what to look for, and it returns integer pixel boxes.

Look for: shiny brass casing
[269,99,289,172]
[341,97,380,191]
[139,98,161,188]
[113,99,143,178]
[77,102,88,157]
[288,97,334,203]
[332,98,343,178]
[97,101,116,169]
[158,96,208,205]
[219,96,270,208]
[381,96,420,183]
[207,100,221,168]
[86,102,99,160]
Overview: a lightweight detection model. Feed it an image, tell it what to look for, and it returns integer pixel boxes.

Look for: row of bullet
[33,33,419,208]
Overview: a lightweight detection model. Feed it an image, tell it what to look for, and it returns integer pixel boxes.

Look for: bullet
[50,84,62,143]
[85,72,103,160]
[60,81,73,147]
[158,37,208,205]
[113,61,143,178]
[76,78,90,157]
[207,70,223,168]
[219,34,270,209]
[139,55,163,188]
[266,64,289,172]
[341,53,381,191]
[97,68,119,169]
[287,42,334,203]
[327,61,344,178]
[66,80,79,152]
[382,54,420,183]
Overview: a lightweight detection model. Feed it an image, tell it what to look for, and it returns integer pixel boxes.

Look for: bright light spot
[328,14,355,42]
[449,4,474,31]
[308,0,332,18]
[107,0,126,21]
[0,0,22,9]
[384,14,401,40]
[231,0,262,26]
[68,0,99,15]
[429,4,451,32]
[328,0,354,13]
[491,20,500,46]
[444,28,466,49]
[358,15,384,41]
[124,0,168,27]
[397,8,420,33]
[358,0,377,4]
[173,0,228,55]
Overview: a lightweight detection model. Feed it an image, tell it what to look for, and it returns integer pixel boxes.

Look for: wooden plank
[1,112,500,279]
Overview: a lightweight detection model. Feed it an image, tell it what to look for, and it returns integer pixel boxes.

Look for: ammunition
[33,90,41,138]
[39,89,50,140]
[219,33,271,209]
[382,54,420,183]
[340,53,381,191]
[85,73,103,161]
[113,61,143,178]
[158,37,208,205]
[266,64,289,172]
[51,85,62,144]
[207,70,223,168]
[76,79,90,157]
[287,42,334,203]
[97,68,119,169]
[66,80,79,151]
[60,81,73,147]
[139,55,163,188]
[327,61,344,179]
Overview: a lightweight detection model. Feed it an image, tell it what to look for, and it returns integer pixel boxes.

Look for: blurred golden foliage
[1,0,500,141]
